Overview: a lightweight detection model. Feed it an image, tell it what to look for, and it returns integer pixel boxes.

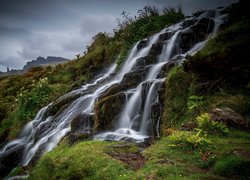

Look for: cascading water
[95,7,228,141]
[0,7,228,177]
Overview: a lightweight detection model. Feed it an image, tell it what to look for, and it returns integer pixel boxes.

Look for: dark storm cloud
[0,0,238,71]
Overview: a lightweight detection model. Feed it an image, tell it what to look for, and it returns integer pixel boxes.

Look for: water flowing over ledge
[0,7,228,176]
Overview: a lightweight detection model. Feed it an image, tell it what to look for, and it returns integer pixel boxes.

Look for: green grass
[27,129,250,180]
[29,141,135,180]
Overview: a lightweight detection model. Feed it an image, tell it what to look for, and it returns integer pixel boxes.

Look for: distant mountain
[23,56,69,71]
[0,56,69,77]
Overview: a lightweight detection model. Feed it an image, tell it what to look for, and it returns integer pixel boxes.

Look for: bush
[197,113,229,135]
[213,156,250,177]
[168,130,212,152]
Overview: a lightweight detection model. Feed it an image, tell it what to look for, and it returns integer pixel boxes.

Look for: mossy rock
[121,69,145,88]
[99,83,128,100]
[94,92,126,131]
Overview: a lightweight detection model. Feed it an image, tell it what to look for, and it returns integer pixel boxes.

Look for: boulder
[180,28,196,53]
[98,83,128,100]
[132,55,160,71]
[150,102,161,136]
[0,144,25,178]
[130,114,141,131]
[148,41,165,57]
[182,19,197,29]
[132,57,147,71]
[137,39,148,51]
[121,69,145,87]
[158,32,172,41]
[94,92,126,131]
[68,113,95,144]
[209,108,248,129]
[191,18,215,42]
[70,113,94,132]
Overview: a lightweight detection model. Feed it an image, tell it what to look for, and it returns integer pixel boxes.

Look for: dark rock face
[121,69,145,87]
[182,19,197,29]
[210,108,248,129]
[137,40,148,51]
[180,28,196,53]
[0,144,25,178]
[94,92,126,131]
[132,56,158,71]
[131,114,141,131]
[158,32,172,41]
[148,41,165,57]
[191,18,215,41]
[99,83,128,100]
[69,113,95,144]
[150,102,161,136]
[71,113,94,132]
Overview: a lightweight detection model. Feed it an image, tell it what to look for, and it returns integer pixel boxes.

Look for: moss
[94,92,126,131]
[29,141,135,180]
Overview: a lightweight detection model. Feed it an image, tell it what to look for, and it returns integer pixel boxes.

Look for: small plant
[197,113,229,135]
[187,95,204,110]
[169,130,212,152]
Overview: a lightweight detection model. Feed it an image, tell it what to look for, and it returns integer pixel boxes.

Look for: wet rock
[132,55,159,71]
[158,32,172,41]
[99,83,128,100]
[182,19,197,29]
[209,108,248,129]
[157,88,165,107]
[148,41,165,57]
[71,113,94,132]
[157,63,168,78]
[68,131,92,145]
[137,39,148,51]
[141,81,153,108]
[132,57,147,71]
[150,102,161,136]
[46,93,81,117]
[131,114,141,131]
[165,61,176,73]
[94,92,126,131]
[191,18,215,41]
[121,69,145,87]
[180,28,196,53]
[0,144,25,178]
[69,113,94,144]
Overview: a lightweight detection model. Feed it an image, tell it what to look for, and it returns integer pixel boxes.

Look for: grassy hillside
[0,6,184,143]
[3,1,250,179]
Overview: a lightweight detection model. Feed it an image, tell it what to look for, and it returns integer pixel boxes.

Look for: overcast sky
[0,0,237,72]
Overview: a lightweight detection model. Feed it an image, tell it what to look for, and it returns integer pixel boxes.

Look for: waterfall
[0,8,228,176]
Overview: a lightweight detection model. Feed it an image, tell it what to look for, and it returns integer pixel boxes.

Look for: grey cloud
[0,56,26,69]
[0,26,31,37]
[0,0,238,72]
[80,15,117,36]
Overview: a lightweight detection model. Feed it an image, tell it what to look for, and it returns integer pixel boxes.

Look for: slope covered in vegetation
[0,6,184,144]
[2,1,250,179]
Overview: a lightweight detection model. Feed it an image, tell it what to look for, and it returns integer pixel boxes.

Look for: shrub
[197,113,229,135]
[168,130,212,152]
[213,156,250,177]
